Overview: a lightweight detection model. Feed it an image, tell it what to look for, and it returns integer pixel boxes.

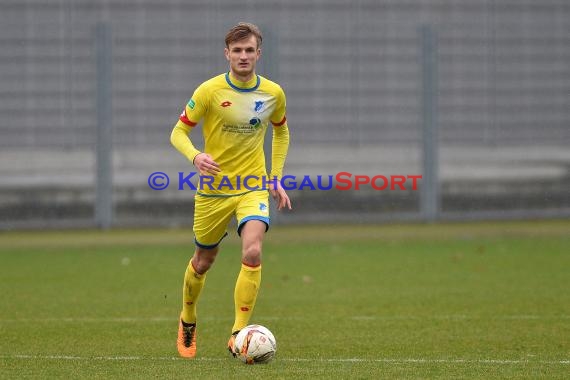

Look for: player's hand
[269,178,292,211]
[193,153,221,176]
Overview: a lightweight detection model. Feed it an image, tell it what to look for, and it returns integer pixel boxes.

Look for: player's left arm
[269,88,291,210]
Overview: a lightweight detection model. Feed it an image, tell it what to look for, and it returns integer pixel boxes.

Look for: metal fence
[1,0,569,229]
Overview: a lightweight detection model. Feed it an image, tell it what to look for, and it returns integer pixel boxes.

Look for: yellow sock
[181,260,206,324]
[232,263,261,333]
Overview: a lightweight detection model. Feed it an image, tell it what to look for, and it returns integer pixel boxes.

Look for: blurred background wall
[1,0,569,229]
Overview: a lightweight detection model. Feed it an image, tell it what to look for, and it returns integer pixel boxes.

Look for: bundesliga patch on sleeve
[187,99,196,109]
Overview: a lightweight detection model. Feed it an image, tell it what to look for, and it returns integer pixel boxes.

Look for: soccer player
[170,22,291,359]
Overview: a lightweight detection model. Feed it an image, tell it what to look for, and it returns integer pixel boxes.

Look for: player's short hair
[225,22,262,48]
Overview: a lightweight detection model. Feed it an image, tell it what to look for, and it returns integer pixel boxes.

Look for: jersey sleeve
[179,82,209,127]
[270,86,287,126]
[270,123,289,180]
[170,122,201,164]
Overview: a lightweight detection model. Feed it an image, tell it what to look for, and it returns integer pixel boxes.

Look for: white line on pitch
[1,354,568,365]
[1,315,569,323]
[350,315,570,321]
[0,317,177,323]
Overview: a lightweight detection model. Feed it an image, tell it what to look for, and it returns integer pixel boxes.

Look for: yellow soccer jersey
[175,72,287,195]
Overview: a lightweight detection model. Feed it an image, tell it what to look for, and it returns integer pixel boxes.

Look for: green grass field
[1,220,569,379]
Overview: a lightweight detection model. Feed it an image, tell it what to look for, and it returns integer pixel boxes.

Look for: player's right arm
[170,84,220,175]
[170,120,201,164]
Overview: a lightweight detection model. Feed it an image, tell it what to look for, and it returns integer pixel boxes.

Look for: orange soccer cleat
[177,319,197,358]
[227,330,240,358]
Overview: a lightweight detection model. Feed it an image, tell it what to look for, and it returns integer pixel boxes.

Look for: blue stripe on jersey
[225,72,260,92]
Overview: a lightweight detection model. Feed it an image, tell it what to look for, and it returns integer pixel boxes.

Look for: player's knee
[192,257,214,274]
[242,243,262,266]
[192,247,218,274]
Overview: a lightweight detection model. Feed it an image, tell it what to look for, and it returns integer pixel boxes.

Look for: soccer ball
[233,324,277,364]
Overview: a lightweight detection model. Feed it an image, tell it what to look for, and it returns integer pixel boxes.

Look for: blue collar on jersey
[225,72,260,92]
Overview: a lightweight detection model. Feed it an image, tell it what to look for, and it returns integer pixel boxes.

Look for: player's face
[225,35,261,80]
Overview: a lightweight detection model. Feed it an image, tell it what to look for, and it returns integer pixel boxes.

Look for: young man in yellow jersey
[170,22,291,358]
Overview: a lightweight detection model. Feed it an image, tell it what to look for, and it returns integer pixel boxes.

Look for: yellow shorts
[193,190,270,248]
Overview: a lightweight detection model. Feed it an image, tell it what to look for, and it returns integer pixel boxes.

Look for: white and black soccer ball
[233,324,277,364]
